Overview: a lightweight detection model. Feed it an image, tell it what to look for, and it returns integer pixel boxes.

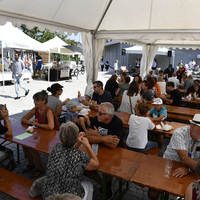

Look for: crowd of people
[1,59,200,199]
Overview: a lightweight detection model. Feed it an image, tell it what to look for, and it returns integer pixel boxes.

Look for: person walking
[12,53,29,100]
[34,52,42,80]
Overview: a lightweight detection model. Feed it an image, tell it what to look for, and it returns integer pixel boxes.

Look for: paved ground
[0,69,177,200]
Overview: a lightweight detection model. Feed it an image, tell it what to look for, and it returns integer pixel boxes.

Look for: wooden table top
[148,103,199,117]
[131,155,198,197]
[0,121,60,154]
[80,144,146,181]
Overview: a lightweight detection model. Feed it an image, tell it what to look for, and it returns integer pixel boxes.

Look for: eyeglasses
[97,109,108,116]
[93,86,98,89]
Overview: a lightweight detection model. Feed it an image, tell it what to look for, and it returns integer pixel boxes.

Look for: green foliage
[19,24,78,60]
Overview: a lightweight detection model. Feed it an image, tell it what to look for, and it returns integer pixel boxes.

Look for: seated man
[148,114,200,200]
[148,98,167,148]
[126,102,157,152]
[144,69,156,79]
[85,102,124,199]
[160,82,182,106]
[164,64,174,79]
[82,81,113,110]
[140,80,155,103]
[186,79,200,97]
[0,104,12,136]
[168,72,180,89]
[183,74,193,90]
[86,102,124,149]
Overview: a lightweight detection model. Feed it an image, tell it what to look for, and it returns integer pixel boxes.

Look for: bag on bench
[0,145,15,171]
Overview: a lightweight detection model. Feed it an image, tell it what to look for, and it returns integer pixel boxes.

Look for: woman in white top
[157,76,166,94]
[119,81,140,114]
[114,60,118,75]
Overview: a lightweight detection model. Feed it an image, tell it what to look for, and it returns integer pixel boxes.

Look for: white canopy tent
[1,0,200,80]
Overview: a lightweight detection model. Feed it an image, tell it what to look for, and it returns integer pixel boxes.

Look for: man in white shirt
[168,72,180,88]
[188,59,196,70]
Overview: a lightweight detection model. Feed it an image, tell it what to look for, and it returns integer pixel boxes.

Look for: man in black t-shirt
[0,104,12,136]
[160,82,182,106]
[164,64,174,79]
[186,80,200,97]
[82,80,113,110]
[86,102,124,148]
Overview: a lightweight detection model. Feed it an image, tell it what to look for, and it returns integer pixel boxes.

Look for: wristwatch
[189,168,193,173]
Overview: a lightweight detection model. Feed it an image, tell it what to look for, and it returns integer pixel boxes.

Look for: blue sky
[67,32,82,43]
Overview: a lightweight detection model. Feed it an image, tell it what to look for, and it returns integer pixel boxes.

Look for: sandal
[29,169,45,178]
[22,165,36,173]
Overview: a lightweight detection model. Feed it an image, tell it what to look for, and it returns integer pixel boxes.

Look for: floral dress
[192,181,200,199]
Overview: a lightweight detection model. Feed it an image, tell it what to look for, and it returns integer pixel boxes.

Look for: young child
[149,98,167,148]
[65,100,90,132]
[126,102,157,152]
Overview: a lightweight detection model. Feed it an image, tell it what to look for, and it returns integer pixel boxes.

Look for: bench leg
[102,174,107,200]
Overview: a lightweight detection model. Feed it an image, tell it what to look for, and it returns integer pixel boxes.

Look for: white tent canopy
[1,0,200,80]
[42,36,74,54]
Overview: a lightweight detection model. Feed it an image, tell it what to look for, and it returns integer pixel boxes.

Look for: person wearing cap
[65,100,90,133]
[160,82,182,106]
[164,64,174,79]
[148,98,167,148]
[148,114,200,200]
[47,83,68,117]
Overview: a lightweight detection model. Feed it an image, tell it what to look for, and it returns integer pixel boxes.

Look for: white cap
[152,98,163,105]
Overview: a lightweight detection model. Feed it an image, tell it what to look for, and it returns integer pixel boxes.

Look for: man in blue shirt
[12,53,29,100]
[34,52,42,80]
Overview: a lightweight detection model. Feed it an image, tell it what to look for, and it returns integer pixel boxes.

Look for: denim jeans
[127,141,157,152]
[14,75,28,97]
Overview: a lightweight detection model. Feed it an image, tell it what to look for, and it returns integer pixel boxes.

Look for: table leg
[102,174,107,200]
[17,144,20,164]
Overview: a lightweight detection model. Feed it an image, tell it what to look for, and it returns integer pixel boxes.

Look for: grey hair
[100,102,114,117]
[59,122,79,148]
[46,193,82,200]
[0,104,6,120]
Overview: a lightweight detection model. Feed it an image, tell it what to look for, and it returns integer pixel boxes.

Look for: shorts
[136,66,140,68]
[151,67,157,70]
[35,65,42,71]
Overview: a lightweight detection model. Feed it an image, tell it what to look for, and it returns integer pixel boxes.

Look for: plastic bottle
[188,93,192,100]
[194,92,197,100]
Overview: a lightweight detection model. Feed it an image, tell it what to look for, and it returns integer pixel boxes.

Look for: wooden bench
[167,113,192,123]
[0,167,42,200]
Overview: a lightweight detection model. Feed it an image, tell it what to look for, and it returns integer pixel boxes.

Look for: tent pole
[1,41,5,92]
[92,33,95,82]
[48,49,50,84]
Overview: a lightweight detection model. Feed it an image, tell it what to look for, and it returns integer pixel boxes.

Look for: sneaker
[25,89,29,96]
[14,96,20,100]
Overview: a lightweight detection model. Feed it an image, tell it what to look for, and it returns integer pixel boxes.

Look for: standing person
[135,57,140,74]
[114,60,118,75]
[105,61,110,71]
[100,60,104,72]
[12,53,29,100]
[34,52,42,80]
[26,57,33,77]
[188,59,196,70]
[151,59,157,74]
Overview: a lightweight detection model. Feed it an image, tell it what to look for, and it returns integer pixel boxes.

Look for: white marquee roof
[1,0,200,49]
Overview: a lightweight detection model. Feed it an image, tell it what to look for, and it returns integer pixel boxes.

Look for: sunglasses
[93,86,98,89]
[194,82,200,85]
[97,109,108,116]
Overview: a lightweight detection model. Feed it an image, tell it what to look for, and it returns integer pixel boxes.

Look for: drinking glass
[164,159,173,178]
[33,125,38,134]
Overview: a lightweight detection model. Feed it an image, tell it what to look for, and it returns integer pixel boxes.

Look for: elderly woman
[21,90,59,178]
[43,122,99,200]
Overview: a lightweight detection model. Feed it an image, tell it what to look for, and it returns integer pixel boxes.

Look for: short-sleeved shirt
[36,55,42,66]
[47,95,62,113]
[127,115,155,149]
[42,143,91,199]
[163,126,200,162]
[150,107,167,120]
[65,111,78,123]
[170,89,182,106]
[186,85,200,96]
[0,121,8,134]
[164,68,174,78]
[119,83,129,96]
[105,80,119,99]
[92,90,113,104]
[140,89,154,101]
[184,78,194,90]
[89,115,124,148]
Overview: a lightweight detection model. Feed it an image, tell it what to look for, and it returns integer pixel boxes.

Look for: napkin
[26,126,34,133]
[156,123,173,131]
[78,108,90,116]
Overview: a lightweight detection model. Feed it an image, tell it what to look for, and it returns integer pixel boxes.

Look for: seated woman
[42,122,99,200]
[47,83,68,117]
[147,76,157,97]
[152,77,161,95]
[105,74,119,99]
[185,159,200,200]
[157,76,166,94]
[134,75,142,89]
[0,104,12,136]
[21,90,59,178]
[119,81,140,114]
